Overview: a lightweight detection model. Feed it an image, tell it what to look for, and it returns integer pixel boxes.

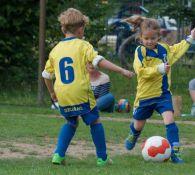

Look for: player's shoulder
[158,42,170,51]
[49,41,62,55]
[80,39,94,48]
[135,45,146,58]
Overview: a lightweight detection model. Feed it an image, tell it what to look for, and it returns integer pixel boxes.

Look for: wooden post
[37,0,46,105]
[172,96,182,117]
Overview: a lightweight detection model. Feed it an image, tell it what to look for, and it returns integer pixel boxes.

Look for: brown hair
[58,8,89,34]
[124,15,160,36]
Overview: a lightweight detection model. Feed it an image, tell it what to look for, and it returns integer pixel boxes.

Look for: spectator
[189,79,195,116]
[87,63,115,112]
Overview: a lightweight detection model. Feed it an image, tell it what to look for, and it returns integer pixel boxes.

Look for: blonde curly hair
[58,8,89,34]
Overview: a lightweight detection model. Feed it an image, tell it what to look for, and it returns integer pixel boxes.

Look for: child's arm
[42,54,57,101]
[96,59,135,78]
[43,78,57,101]
[168,28,195,65]
[133,58,159,79]
[133,48,169,79]
[85,42,134,78]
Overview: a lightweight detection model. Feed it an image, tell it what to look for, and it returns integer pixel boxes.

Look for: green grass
[1,56,195,113]
[1,105,195,175]
[1,153,195,175]
[0,55,195,174]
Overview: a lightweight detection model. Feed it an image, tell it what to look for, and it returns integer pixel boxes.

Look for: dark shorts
[133,93,174,120]
[62,106,99,126]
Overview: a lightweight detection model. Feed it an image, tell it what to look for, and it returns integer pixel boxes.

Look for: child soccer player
[42,8,134,166]
[124,16,195,163]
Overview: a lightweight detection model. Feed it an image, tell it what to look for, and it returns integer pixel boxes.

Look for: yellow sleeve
[42,52,55,79]
[168,40,190,65]
[84,42,98,62]
[45,53,54,74]
[133,47,160,79]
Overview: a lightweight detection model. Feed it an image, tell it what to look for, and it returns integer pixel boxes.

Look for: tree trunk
[37,0,46,105]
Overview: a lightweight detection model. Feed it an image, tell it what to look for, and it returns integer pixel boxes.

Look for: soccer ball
[141,136,171,162]
[115,99,130,113]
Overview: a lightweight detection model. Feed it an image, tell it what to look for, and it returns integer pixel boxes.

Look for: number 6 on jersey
[59,57,75,84]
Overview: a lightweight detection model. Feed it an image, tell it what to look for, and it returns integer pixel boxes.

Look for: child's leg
[125,104,154,150]
[54,117,78,157]
[82,107,110,165]
[90,119,107,160]
[162,111,183,163]
[162,111,179,146]
[125,119,146,150]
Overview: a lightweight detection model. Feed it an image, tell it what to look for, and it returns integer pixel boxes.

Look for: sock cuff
[165,122,176,128]
[130,123,141,136]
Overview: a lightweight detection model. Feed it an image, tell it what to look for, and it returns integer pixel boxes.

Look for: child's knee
[133,119,145,131]
[90,118,100,126]
[162,111,174,124]
[67,120,79,128]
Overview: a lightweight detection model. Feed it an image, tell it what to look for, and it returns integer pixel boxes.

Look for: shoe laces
[127,134,137,142]
[172,146,182,159]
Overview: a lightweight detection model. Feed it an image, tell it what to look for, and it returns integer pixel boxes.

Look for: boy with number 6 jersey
[42,8,134,166]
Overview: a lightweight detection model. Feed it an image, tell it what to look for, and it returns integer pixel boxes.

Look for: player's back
[49,37,96,107]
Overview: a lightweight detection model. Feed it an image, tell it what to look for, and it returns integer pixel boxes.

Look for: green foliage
[0,0,39,85]
[146,0,195,22]
[0,0,117,87]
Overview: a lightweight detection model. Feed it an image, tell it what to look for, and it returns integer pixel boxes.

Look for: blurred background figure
[189,79,195,116]
[87,63,115,113]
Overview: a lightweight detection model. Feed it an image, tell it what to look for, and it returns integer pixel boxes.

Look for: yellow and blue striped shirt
[133,40,190,107]
[44,37,98,117]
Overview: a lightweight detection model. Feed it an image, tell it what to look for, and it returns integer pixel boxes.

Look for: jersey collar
[62,37,77,41]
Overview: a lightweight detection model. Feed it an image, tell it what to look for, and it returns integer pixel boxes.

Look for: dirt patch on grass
[1,138,195,160]
[0,140,141,159]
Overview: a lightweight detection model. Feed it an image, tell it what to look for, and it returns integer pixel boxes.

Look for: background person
[87,63,115,113]
[189,79,195,116]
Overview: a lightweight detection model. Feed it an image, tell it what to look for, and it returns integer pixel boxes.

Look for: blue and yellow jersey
[133,40,190,107]
[44,37,97,117]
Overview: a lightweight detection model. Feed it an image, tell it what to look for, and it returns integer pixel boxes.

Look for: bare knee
[133,119,146,131]
[162,111,174,125]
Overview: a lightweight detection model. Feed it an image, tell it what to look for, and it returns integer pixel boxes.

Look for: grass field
[0,54,194,174]
[1,104,195,175]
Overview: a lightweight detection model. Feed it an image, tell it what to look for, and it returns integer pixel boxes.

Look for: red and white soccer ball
[141,136,171,162]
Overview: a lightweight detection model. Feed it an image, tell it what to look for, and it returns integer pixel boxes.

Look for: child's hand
[121,69,135,78]
[50,92,58,102]
[165,63,170,74]
[191,28,195,40]
[157,63,170,75]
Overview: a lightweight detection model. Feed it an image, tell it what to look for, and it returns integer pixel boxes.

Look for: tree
[0,0,117,89]
[38,0,46,105]
[146,0,195,40]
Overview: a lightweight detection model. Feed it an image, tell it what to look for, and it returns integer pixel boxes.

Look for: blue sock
[166,122,179,147]
[90,123,107,160]
[130,123,141,137]
[55,123,76,157]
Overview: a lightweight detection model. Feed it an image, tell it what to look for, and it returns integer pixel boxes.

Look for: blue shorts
[133,93,174,120]
[62,106,99,126]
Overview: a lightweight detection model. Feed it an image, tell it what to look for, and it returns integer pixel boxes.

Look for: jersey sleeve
[168,40,190,65]
[84,42,98,62]
[42,52,55,79]
[133,46,160,79]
